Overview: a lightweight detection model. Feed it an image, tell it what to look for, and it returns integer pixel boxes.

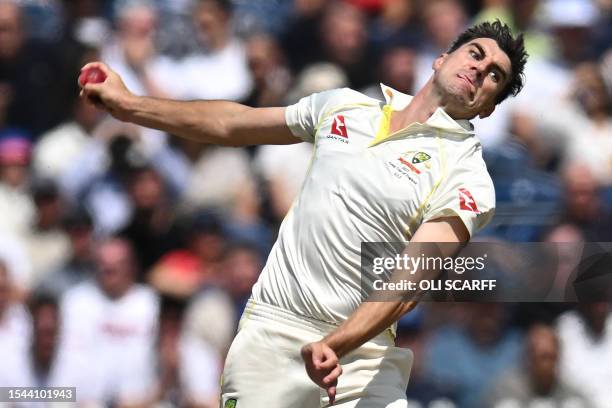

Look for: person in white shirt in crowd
[33,49,105,182]
[179,0,252,102]
[556,303,612,408]
[507,0,599,153]
[0,233,31,299]
[534,62,612,184]
[22,180,71,289]
[53,237,159,406]
[485,323,593,408]
[178,308,223,408]
[101,0,176,158]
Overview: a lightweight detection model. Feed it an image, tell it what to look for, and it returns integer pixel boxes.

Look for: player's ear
[433,53,448,71]
[478,104,496,119]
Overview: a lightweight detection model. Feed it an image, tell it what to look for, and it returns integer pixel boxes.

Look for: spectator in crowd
[0,130,35,239]
[0,1,69,136]
[182,283,236,358]
[424,304,523,408]
[243,33,292,109]
[119,163,183,273]
[32,49,105,182]
[482,114,563,241]
[474,0,555,59]
[148,250,204,300]
[102,0,169,100]
[179,0,252,101]
[219,243,263,317]
[0,259,32,388]
[414,0,468,89]
[185,210,227,284]
[484,323,592,407]
[536,62,612,185]
[368,0,419,54]
[363,40,418,100]
[36,209,97,298]
[26,295,61,388]
[559,164,612,240]
[397,310,459,407]
[178,140,258,221]
[101,0,174,157]
[542,0,598,67]
[312,0,374,89]
[59,131,140,235]
[178,304,222,408]
[0,232,31,299]
[59,124,187,235]
[23,180,71,288]
[281,0,327,72]
[53,237,160,406]
[556,303,612,408]
[230,0,293,37]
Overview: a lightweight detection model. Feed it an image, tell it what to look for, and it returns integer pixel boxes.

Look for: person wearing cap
[80,20,528,408]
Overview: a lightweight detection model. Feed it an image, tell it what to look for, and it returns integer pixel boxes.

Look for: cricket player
[80,20,527,408]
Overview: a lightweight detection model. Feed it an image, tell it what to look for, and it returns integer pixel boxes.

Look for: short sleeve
[422,150,495,238]
[285,88,357,143]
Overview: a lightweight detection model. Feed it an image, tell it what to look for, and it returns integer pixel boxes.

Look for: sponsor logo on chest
[387,151,432,184]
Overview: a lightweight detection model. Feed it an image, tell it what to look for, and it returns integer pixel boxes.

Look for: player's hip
[220,299,413,407]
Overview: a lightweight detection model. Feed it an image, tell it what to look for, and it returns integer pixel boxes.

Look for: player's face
[433,38,512,119]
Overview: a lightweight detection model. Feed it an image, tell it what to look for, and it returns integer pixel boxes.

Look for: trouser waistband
[242,299,395,347]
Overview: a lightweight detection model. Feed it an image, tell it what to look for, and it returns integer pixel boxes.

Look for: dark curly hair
[448,20,528,104]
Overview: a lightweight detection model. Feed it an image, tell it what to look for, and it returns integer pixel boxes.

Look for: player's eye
[469,50,479,59]
[489,71,499,83]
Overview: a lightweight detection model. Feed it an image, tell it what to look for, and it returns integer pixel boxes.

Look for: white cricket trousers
[220,299,413,408]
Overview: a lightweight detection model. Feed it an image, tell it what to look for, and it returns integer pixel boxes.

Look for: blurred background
[0,0,610,406]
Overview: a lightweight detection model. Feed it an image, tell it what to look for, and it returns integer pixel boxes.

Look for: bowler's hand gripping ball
[78,67,107,104]
[78,67,107,86]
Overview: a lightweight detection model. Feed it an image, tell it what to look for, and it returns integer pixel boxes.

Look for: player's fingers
[83,82,105,92]
[319,347,338,369]
[323,365,342,385]
[81,61,111,75]
[327,384,337,405]
[311,346,323,368]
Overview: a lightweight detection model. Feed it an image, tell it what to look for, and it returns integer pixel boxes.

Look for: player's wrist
[117,92,140,121]
[321,335,347,358]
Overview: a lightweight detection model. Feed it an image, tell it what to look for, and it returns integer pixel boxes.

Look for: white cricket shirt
[251,85,495,325]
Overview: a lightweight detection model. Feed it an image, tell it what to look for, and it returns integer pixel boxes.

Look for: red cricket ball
[78,67,107,87]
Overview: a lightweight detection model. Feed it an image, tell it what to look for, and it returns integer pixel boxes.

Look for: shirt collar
[380,83,474,135]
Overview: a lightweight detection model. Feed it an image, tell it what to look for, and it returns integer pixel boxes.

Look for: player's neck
[389,78,445,133]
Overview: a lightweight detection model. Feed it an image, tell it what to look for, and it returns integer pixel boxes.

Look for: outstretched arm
[79,62,300,147]
[301,216,469,404]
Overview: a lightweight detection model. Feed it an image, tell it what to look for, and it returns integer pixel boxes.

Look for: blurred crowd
[0,0,611,407]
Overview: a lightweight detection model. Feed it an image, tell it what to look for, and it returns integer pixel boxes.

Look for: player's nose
[470,63,485,84]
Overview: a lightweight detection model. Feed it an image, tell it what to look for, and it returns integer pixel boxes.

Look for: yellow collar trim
[370,84,474,147]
